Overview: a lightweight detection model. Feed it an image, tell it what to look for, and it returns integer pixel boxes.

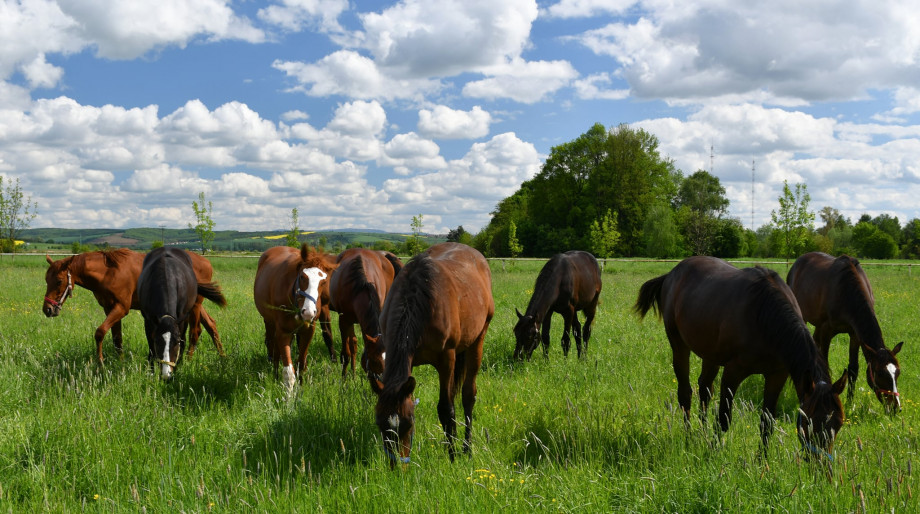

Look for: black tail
[454,350,467,390]
[198,282,228,307]
[384,252,403,277]
[634,275,666,319]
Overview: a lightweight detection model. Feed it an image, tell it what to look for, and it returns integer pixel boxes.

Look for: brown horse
[635,256,847,458]
[253,244,336,390]
[316,251,343,362]
[42,249,223,363]
[329,248,402,377]
[513,250,602,359]
[787,252,903,412]
[369,243,493,468]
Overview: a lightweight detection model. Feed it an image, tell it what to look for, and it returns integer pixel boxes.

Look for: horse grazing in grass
[787,252,903,412]
[43,249,224,363]
[253,244,336,390]
[138,247,227,380]
[513,250,601,359]
[329,248,402,377]
[635,256,847,458]
[369,243,493,468]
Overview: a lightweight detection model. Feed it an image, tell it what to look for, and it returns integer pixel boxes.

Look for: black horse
[138,247,227,380]
[513,250,602,359]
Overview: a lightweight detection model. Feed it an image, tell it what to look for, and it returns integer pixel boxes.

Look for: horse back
[138,247,198,319]
[564,251,602,309]
[788,252,874,328]
[253,246,301,317]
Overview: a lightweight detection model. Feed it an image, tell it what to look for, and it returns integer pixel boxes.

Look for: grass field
[1,254,919,512]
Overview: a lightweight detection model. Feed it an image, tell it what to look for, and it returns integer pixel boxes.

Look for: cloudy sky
[2,0,920,234]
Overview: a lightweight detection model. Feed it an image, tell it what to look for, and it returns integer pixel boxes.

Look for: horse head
[797,371,847,459]
[370,376,417,469]
[864,342,903,413]
[150,315,182,381]
[361,332,385,377]
[43,254,74,317]
[513,308,540,359]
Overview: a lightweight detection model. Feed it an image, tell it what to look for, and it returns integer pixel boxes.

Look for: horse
[634,256,847,458]
[42,248,224,363]
[316,251,344,362]
[787,252,903,412]
[513,250,602,359]
[137,247,227,380]
[369,243,493,468]
[253,244,336,391]
[328,248,403,377]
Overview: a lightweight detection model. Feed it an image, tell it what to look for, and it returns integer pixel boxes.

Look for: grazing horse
[329,248,403,377]
[42,249,224,363]
[787,252,903,412]
[369,243,493,468]
[253,244,336,390]
[513,250,601,359]
[635,256,847,458]
[137,248,227,380]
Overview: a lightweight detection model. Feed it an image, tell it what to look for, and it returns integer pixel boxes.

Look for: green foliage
[507,220,523,258]
[642,203,682,258]
[150,240,164,250]
[0,176,38,252]
[286,208,300,248]
[189,191,216,253]
[675,170,730,256]
[711,218,746,258]
[446,226,472,245]
[402,214,429,257]
[588,209,619,258]
[770,180,814,260]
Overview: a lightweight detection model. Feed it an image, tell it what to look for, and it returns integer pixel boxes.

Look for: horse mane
[380,254,435,397]
[348,256,382,333]
[300,245,335,272]
[832,255,884,349]
[525,253,565,317]
[383,252,403,277]
[745,266,830,384]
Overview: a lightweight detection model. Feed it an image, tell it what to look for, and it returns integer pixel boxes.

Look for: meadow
[1,254,919,512]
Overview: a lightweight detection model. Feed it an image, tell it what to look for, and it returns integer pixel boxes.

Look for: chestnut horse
[138,247,227,380]
[369,243,493,468]
[329,248,402,377]
[635,256,847,458]
[787,252,904,412]
[513,250,601,359]
[42,249,223,363]
[253,244,336,390]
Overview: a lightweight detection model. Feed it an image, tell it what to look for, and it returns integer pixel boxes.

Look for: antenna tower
[710,144,714,174]
[751,159,756,231]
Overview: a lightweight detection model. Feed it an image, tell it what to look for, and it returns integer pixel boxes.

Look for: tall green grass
[1,255,919,511]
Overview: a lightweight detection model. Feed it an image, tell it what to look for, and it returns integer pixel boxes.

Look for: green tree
[406,214,425,256]
[770,180,814,261]
[151,240,164,250]
[588,209,620,258]
[507,220,523,258]
[447,226,472,245]
[818,206,847,236]
[901,218,920,258]
[285,208,300,248]
[642,203,682,258]
[189,192,215,254]
[0,176,38,253]
[676,170,729,256]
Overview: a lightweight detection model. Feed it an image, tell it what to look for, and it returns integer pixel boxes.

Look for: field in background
[1,255,919,511]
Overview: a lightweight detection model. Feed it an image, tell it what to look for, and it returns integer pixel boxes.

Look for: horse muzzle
[43,304,61,317]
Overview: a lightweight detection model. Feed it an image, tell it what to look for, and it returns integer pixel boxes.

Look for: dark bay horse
[787,252,903,412]
[138,248,227,380]
[369,243,493,468]
[635,256,847,458]
[328,248,402,377]
[514,250,601,359]
[43,249,223,363]
[253,244,336,391]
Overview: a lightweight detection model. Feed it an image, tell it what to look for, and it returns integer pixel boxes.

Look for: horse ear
[832,371,848,396]
[369,377,384,395]
[862,343,877,357]
[300,243,309,261]
[46,254,54,265]
[515,308,523,320]
[892,341,904,355]
[400,376,416,397]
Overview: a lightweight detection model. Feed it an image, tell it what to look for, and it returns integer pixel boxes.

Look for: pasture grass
[1,255,920,511]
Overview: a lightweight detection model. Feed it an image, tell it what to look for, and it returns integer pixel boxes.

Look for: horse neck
[846,299,886,353]
[525,270,562,322]
[380,264,433,392]
[784,328,831,403]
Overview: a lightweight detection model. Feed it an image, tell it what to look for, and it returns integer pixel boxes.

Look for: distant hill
[19,227,446,254]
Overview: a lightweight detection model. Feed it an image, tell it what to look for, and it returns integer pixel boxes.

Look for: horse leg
[263,318,276,364]
[461,331,486,455]
[185,301,203,357]
[295,324,316,381]
[717,366,745,433]
[666,328,693,423]
[278,331,297,392]
[582,303,597,355]
[110,320,124,355]
[759,372,787,455]
[813,323,833,358]
[560,310,573,357]
[540,316,552,357]
[94,305,129,364]
[697,360,720,425]
[338,316,358,378]
[198,305,225,357]
[436,352,458,461]
[572,312,584,358]
[847,333,861,402]
[318,304,337,362]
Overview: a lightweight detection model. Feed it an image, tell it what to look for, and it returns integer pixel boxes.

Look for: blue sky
[2,0,920,234]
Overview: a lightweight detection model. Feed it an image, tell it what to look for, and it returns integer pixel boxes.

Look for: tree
[818,206,847,236]
[507,220,523,258]
[447,225,472,245]
[588,209,620,258]
[285,208,300,248]
[676,170,729,256]
[0,176,38,253]
[189,192,215,253]
[770,180,814,261]
[642,203,682,258]
[406,214,425,256]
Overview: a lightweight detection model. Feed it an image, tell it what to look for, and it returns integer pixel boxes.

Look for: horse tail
[454,350,467,391]
[198,282,228,308]
[384,252,403,277]
[634,274,666,319]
